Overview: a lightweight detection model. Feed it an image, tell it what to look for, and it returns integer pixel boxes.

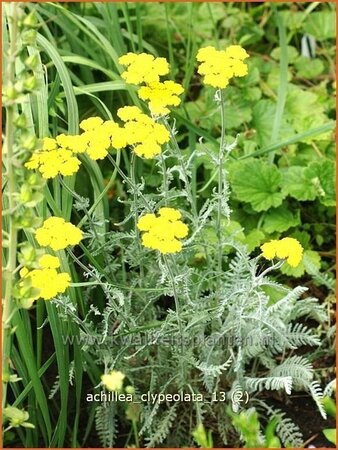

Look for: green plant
[322,380,336,445]
[227,406,282,448]
[3,3,335,448]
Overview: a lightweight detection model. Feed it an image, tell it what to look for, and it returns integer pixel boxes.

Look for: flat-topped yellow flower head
[196,45,249,89]
[137,207,188,254]
[101,370,125,392]
[35,217,83,251]
[138,81,184,116]
[261,237,304,268]
[117,106,170,159]
[119,52,169,85]
[19,255,70,301]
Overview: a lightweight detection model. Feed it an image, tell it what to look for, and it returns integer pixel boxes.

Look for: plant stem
[163,118,197,217]
[2,2,19,410]
[130,153,144,282]
[132,419,140,448]
[107,153,151,210]
[217,89,226,275]
[163,255,184,355]
[78,149,121,229]
[159,151,168,206]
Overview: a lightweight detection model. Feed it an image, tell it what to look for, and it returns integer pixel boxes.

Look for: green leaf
[271,45,299,63]
[230,160,286,212]
[281,250,321,277]
[294,57,324,78]
[322,396,336,419]
[323,429,336,445]
[303,11,336,41]
[281,166,317,201]
[251,99,293,147]
[284,86,331,139]
[245,229,265,252]
[288,230,311,250]
[304,160,336,206]
[263,205,300,233]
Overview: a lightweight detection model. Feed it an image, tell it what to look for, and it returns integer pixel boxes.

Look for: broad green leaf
[322,396,336,419]
[284,86,331,140]
[323,429,336,445]
[279,11,305,30]
[305,160,336,206]
[224,97,252,129]
[294,57,324,79]
[304,11,336,41]
[281,166,317,201]
[281,249,321,277]
[245,229,265,252]
[271,45,299,63]
[229,160,286,212]
[251,99,293,147]
[263,205,300,233]
[289,230,311,250]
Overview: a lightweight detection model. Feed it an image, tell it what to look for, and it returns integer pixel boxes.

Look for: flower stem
[163,118,197,217]
[2,2,19,410]
[78,149,121,229]
[163,255,184,355]
[159,151,168,206]
[107,153,151,210]
[130,153,144,282]
[216,89,226,275]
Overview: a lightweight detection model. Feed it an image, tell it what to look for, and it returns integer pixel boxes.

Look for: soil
[271,394,336,448]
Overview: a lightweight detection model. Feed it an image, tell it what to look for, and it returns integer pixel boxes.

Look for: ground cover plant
[2,1,336,448]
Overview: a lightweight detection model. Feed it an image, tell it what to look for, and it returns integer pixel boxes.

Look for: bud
[14,80,24,94]
[3,83,18,100]
[23,75,37,92]
[22,12,38,28]
[125,385,135,395]
[27,173,40,186]
[20,184,32,203]
[24,54,38,70]
[14,114,27,129]
[20,133,37,151]
[21,29,37,45]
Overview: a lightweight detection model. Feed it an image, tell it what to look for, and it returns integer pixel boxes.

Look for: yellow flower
[137,207,188,254]
[101,370,125,392]
[42,137,57,151]
[196,45,249,88]
[119,52,169,85]
[260,237,303,268]
[19,255,70,301]
[260,240,279,260]
[80,116,104,131]
[25,145,81,179]
[56,134,88,153]
[35,217,83,251]
[117,106,170,159]
[38,254,60,269]
[138,81,184,116]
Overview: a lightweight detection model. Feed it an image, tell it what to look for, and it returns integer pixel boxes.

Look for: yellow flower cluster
[20,254,70,301]
[260,237,304,267]
[137,207,188,254]
[196,45,249,88]
[138,81,184,116]
[25,118,128,178]
[117,106,169,158]
[35,217,83,251]
[101,370,125,392]
[119,52,169,84]
[25,137,81,179]
[119,52,184,116]
[79,117,127,159]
